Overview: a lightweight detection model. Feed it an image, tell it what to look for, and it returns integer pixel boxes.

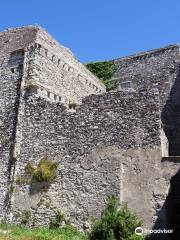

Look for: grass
[0,224,87,240]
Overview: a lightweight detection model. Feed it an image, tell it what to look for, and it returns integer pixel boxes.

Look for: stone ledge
[162,156,180,162]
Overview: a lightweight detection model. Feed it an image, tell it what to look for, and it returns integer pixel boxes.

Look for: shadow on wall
[162,65,180,156]
[149,168,180,240]
[29,181,50,195]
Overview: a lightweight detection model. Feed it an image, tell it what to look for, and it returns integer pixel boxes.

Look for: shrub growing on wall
[25,157,58,182]
[31,157,58,183]
[89,195,146,240]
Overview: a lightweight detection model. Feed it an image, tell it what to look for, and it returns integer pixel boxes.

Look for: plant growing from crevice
[32,157,58,183]
[20,210,31,225]
[10,185,16,193]
[49,211,65,229]
[23,158,59,186]
[86,61,116,91]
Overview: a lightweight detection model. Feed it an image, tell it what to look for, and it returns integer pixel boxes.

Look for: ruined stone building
[0,25,180,237]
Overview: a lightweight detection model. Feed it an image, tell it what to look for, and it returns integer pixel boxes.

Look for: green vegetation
[89,195,146,240]
[85,61,116,91]
[16,158,58,186]
[25,162,35,175]
[32,157,58,183]
[20,211,32,225]
[0,224,87,240]
[10,185,15,193]
[25,157,58,183]
[49,211,65,229]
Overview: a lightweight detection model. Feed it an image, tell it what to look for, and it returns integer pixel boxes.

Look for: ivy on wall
[85,61,116,91]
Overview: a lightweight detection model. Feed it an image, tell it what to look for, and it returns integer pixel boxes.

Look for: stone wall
[0,25,106,221]
[0,27,39,220]
[0,26,37,54]
[161,67,180,156]
[0,52,23,219]
[110,44,180,159]
[111,45,180,110]
[10,89,162,229]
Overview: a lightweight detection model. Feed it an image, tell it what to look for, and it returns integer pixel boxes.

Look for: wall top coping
[113,44,180,63]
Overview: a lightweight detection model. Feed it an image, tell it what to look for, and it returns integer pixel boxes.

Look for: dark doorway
[163,126,180,156]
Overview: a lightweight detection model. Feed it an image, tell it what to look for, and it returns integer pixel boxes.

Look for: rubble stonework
[0,26,180,235]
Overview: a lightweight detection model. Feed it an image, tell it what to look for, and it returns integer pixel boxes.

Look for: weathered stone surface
[111,44,180,109]
[0,25,105,225]
[10,89,160,229]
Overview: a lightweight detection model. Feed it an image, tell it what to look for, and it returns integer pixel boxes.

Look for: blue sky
[1,0,180,62]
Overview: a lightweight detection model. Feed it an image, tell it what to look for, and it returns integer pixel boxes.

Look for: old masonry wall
[112,44,180,109]
[0,27,38,220]
[9,88,162,230]
[0,25,106,220]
